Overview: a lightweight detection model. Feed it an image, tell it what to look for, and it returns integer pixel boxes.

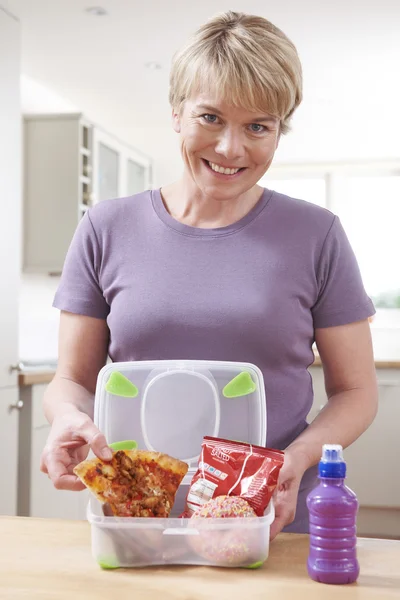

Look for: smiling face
[172,94,281,201]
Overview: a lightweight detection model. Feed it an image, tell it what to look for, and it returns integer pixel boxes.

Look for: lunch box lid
[94,360,266,472]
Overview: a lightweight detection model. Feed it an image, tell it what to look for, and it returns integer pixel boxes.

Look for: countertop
[0,517,399,600]
[17,355,400,387]
[18,370,55,386]
[312,355,400,369]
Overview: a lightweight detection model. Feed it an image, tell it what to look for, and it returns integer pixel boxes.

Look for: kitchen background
[1,0,399,535]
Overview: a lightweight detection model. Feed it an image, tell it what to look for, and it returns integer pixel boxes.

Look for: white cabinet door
[92,128,122,203]
[0,7,20,388]
[29,383,88,519]
[96,137,120,202]
[345,370,400,508]
[92,127,151,203]
[126,156,146,195]
[307,366,327,423]
[123,147,152,195]
[0,388,19,515]
[309,366,400,509]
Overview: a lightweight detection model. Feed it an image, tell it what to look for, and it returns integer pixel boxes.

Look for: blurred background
[0,0,399,535]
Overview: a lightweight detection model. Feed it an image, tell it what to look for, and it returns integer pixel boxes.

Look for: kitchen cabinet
[0,389,19,515]
[92,126,150,202]
[30,424,88,519]
[23,113,153,274]
[308,365,400,537]
[344,369,400,508]
[19,382,87,520]
[0,7,21,516]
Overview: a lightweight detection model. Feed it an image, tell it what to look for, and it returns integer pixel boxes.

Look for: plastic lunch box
[87,360,275,569]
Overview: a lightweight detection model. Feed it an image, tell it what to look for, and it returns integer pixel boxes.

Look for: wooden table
[1,517,399,599]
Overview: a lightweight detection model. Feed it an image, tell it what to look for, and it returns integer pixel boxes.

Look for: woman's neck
[160,178,264,229]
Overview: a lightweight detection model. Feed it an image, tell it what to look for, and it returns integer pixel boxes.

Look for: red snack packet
[183,436,284,517]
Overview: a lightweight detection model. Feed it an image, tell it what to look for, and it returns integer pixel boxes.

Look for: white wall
[0,3,22,516]
[21,74,79,114]
[0,5,21,374]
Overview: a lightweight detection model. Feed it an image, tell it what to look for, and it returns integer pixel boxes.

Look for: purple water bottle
[306,444,360,584]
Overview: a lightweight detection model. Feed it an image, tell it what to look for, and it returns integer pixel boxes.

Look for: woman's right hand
[40,409,113,491]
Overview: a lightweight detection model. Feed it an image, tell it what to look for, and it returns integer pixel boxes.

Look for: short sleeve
[53,211,109,319]
[312,216,375,328]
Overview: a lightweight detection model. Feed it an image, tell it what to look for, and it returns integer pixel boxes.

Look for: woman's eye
[249,123,266,133]
[202,114,219,124]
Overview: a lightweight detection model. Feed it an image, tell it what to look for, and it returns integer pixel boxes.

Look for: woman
[41,11,378,538]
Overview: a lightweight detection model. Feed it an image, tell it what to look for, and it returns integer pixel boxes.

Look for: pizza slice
[73,449,188,518]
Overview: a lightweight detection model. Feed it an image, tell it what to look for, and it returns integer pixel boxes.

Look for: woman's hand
[269,449,307,540]
[40,408,112,491]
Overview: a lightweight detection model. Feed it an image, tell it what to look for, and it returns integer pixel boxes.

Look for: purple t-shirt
[53,188,374,532]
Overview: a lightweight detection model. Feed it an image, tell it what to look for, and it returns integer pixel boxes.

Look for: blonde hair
[169,11,303,134]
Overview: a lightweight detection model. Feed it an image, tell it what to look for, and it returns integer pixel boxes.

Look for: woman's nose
[214,128,245,162]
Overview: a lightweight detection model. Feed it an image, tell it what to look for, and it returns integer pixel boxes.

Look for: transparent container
[88,359,271,568]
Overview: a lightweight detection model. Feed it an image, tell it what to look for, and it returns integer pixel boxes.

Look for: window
[262,177,326,208]
[334,174,400,307]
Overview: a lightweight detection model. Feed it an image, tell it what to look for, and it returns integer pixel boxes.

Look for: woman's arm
[287,318,378,467]
[44,310,109,422]
[41,311,112,490]
[270,319,378,539]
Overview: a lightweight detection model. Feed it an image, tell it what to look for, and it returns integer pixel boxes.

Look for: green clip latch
[105,372,138,397]
[223,371,257,398]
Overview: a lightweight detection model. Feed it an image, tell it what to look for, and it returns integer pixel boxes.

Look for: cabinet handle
[378,380,400,387]
[9,362,24,373]
[8,400,24,412]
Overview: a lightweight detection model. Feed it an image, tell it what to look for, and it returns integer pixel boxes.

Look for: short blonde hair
[169,11,302,134]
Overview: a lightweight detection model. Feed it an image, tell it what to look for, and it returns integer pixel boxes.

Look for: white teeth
[208,162,240,175]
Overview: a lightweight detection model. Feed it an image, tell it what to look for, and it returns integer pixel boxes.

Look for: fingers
[40,451,49,475]
[52,474,86,491]
[270,512,287,541]
[40,412,112,492]
[78,420,113,460]
[270,501,296,541]
[41,447,85,491]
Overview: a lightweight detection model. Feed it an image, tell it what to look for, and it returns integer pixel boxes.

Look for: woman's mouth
[202,159,246,178]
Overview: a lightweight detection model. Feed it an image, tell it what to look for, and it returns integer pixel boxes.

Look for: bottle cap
[319,444,346,478]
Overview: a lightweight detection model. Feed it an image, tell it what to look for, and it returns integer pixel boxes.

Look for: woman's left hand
[269,449,307,540]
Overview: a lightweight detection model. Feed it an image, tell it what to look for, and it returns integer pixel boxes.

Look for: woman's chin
[197,183,244,201]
